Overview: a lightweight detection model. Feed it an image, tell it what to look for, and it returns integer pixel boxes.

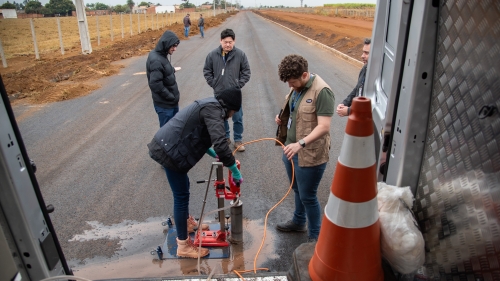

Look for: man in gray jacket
[203,29,251,152]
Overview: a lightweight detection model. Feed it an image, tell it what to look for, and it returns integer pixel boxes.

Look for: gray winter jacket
[147,97,235,173]
[146,31,180,109]
[203,46,251,93]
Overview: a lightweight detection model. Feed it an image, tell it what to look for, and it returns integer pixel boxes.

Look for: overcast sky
[1,0,376,9]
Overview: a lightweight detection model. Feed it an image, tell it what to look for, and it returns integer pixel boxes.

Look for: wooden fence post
[97,15,100,46]
[110,14,114,41]
[130,13,133,36]
[29,19,40,60]
[0,37,7,68]
[57,17,65,55]
[121,13,124,38]
[138,13,141,33]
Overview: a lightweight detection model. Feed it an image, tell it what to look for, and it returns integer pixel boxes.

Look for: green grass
[323,3,376,9]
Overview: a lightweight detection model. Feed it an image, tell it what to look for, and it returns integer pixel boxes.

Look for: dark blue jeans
[154,105,178,128]
[184,26,190,37]
[282,153,327,239]
[200,26,204,37]
[164,166,190,240]
[224,107,243,142]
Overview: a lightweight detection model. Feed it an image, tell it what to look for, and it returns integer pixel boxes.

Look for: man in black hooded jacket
[146,30,181,127]
[147,86,243,259]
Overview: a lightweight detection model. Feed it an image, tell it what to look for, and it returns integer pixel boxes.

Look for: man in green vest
[274,54,335,242]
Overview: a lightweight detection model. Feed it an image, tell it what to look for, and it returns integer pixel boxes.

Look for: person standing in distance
[146,30,180,127]
[198,14,205,38]
[147,86,243,258]
[274,54,335,242]
[183,14,191,38]
[336,38,370,117]
[203,29,251,152]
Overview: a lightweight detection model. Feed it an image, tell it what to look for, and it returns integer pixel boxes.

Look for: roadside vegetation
[323,3,376,9]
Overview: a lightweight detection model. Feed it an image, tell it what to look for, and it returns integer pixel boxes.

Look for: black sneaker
[227,138,231,145]
[307,237,317,243]
[276,220,307,232]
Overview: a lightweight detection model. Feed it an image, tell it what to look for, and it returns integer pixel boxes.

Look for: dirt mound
[1,12,234,104]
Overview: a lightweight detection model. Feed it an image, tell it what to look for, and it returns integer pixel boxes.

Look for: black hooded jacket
[146,31,180,109]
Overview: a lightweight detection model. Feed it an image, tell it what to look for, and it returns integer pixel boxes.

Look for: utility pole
[300,0,303,7]
[213,0,215,16]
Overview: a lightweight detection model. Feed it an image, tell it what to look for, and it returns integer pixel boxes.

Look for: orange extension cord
[229,138,296,280]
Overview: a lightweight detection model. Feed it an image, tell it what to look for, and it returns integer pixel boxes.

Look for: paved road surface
[14,11,362,280]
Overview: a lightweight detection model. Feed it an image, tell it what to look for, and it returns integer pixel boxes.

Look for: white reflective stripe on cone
[338,134,376,169]
[324,193,379,228]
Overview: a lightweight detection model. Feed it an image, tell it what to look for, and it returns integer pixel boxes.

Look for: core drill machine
[151,160,242,259]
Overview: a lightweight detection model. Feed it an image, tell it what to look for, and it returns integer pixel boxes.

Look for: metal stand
[215,163,226,233]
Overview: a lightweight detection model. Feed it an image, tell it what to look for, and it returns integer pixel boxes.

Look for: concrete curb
[255,12,364,68]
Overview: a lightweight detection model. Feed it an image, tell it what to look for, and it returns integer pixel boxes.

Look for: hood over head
[155,31,180,55]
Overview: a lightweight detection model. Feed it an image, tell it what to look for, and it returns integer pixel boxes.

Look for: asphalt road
[14,11,362,280]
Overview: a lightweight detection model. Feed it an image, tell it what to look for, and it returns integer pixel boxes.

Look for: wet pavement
[69,218,283,279]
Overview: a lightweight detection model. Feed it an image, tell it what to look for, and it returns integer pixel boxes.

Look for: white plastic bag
[377,182,425,274]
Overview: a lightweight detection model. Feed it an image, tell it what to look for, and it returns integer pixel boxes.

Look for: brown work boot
[176,238,209,258]
[187,215,209,233]
[234,141,245,152]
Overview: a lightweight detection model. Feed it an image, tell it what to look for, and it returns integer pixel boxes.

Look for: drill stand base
[193,228,231,248]
[151,222,231,260]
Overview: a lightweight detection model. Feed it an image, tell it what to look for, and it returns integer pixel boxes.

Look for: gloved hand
[228,163,242,182]
[206,148,217,158]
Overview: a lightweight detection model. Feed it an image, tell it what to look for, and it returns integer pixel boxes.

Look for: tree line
[1,0,75,15]
[0,0,241,16]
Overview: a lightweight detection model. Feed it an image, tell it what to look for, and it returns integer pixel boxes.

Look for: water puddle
[69,218,279,280]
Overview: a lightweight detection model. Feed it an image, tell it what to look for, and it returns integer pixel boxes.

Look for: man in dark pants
[147,86,243,258]
[203,29,251,152]
[183,14,191,38]
[146,30,180,127]
[198,14,204,38]
[336,38,371,117]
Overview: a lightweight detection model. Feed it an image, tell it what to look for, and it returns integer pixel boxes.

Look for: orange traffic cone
[309,97,383,281]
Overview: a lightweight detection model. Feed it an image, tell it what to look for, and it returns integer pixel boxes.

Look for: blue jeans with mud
[164,166,190,240]
[282,153,327,239]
